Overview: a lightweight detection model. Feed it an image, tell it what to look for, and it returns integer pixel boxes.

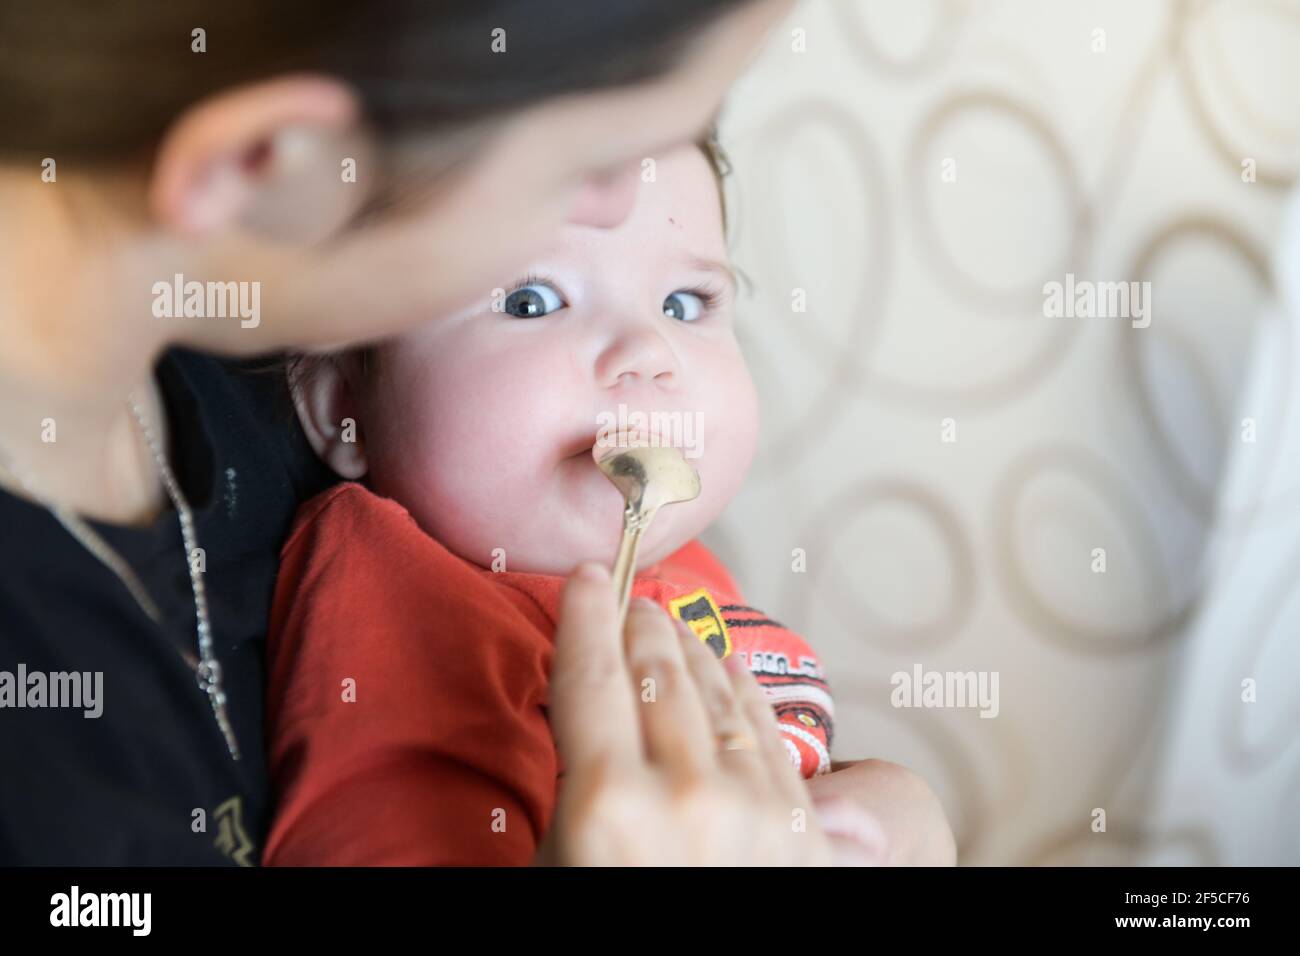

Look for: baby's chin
[458,477,707,577]
[487,506,702,577]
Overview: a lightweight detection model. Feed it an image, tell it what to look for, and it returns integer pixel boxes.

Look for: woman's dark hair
[0,0,752,161]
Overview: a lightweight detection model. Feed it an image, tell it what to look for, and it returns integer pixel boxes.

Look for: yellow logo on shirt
[668,588,731,660]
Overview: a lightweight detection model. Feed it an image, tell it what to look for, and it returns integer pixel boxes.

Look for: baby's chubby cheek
[361,335,761,573]
[360,345,574,563]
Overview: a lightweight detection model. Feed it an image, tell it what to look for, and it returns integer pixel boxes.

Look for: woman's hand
[537,562,864,866]
[808,759,958,866]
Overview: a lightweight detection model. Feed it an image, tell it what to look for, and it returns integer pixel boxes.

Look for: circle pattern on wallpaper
[858,90,1087,410]
[910,90,1091,312]
[741,334,864,485]
[792,479,975,651]
[993,444,1200,654]
[834,0,966,76]
[1177,0,1300,188]
[739,100,889,375]
[734,101,891,475]
[1120,217,1285,528]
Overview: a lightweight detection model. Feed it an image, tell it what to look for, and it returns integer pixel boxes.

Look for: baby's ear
[291,353,369,480]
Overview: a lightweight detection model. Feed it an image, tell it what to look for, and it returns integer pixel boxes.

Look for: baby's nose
[596,329,679,390]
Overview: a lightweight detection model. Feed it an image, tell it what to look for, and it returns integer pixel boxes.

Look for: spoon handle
[611,523,643,630]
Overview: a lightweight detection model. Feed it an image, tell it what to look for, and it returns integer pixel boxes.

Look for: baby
[263,139,834,866]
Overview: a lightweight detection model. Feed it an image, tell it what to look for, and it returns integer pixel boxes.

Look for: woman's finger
[673,618,767,787]
[623,598,716,782]
[548,563,642,779]
[724,656,809,806]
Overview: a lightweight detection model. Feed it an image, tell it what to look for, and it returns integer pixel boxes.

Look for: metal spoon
[593,441,701,628]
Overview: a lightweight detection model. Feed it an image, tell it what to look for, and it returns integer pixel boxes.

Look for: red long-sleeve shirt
[263,482,833,866]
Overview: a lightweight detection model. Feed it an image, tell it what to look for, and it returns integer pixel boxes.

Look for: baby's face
[360,145,758,575]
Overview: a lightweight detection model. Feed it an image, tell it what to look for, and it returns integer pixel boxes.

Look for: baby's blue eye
[503,282,565,318]
[663,290,705,322]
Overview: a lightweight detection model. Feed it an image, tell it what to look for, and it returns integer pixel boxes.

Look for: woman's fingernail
[724,654,749,674]
[574,562,608,582]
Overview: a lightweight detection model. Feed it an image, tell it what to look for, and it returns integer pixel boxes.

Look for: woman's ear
[148,74,369,240]
[291,354,369,480]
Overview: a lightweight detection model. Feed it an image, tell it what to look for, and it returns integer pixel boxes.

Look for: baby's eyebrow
[684,255,738,292]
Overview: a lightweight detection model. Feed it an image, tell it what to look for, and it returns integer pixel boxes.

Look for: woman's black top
[0,349,336,864]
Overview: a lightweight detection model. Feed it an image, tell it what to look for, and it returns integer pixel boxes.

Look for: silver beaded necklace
[0,393,240,761]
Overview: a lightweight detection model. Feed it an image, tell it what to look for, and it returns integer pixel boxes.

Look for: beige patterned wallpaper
[706,0,1300,864]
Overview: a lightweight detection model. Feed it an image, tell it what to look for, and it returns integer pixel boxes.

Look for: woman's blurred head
[0,0,790,356]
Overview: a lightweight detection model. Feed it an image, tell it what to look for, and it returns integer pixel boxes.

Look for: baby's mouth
[593,425,656,457]
[560,434,601,463]
[561,426,659,463]
[562,415,706,467]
